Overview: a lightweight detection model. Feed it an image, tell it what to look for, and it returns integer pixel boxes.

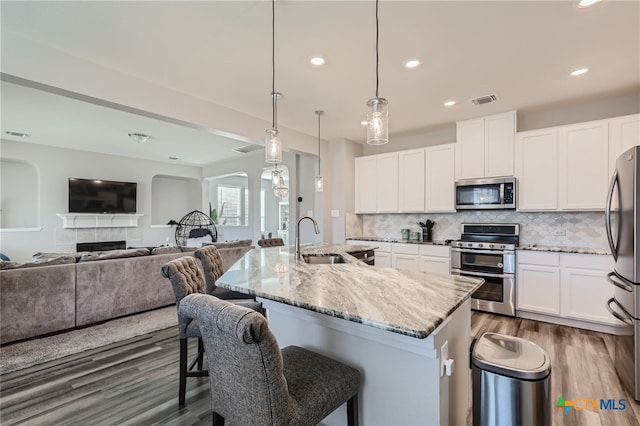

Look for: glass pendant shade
[315,175,324,192]
[274,176,288,199]
[271,169,281,187]
[265,128,282,163]
[366,97,389,145]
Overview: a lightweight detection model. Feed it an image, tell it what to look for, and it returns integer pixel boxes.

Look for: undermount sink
[302,253,347,264]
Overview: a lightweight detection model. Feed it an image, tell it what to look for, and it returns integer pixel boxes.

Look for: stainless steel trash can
[471,332,551,426]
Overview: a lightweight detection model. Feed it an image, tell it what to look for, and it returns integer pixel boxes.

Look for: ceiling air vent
[470,94,497,105]
[232,144,263,154]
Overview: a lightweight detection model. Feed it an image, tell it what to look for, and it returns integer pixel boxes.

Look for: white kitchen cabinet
[425,143,456,212]
[456,111,516,180]
[559,120,609,210]
[392,243,420,271]
[399,148,425,212]
[515,128,559,211]
[419,245,450,274]
[609,113,640,177]
[346,240,392,268]
[375,252,392,268]
[517,252,561,315]
[560,254,617,325]
[355,153,399,213]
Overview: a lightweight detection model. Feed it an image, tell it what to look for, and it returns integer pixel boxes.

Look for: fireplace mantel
[56,213,144,229]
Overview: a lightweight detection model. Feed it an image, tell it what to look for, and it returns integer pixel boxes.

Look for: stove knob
[488,244,494,249]
[478,244,484,248]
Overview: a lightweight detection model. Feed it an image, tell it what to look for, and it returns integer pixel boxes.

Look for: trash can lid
[472,332,551,380]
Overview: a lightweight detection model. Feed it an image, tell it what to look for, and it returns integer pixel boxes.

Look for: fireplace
[76,240,126,252]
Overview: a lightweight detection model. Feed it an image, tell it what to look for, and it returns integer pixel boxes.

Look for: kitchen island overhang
[216,244,484,425]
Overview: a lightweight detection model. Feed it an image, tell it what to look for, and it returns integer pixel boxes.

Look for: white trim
[0,227,42,232]
[56,213,143,229]
[516,309,624,335]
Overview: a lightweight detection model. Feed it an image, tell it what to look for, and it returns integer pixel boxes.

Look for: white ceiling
[1,0,639,165]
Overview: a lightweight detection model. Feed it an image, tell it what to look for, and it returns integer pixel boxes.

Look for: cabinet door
[355,156,377,213]
[399,149,425,212]
[392,254,420,271]
[455,118,485,180]
[484,111,516,178]
[376,153,399,212]
[609,114,640,178]
[426,143,455,212]
[559,120,609,210]
[516,264,560,315]
[375,252,392,268]
[419,256,450,274]
[515,128,559,211]
[560,268,618,325]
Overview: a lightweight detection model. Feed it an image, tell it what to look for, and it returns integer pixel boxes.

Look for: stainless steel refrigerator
[606,145,640,400]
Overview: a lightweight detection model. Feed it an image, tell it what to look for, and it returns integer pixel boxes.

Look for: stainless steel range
[451,223,519,317]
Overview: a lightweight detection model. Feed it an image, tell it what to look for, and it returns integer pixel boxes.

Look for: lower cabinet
[392,243,420,271]
[516,250,618,330]
[346,240,449,272]
[346,240,391,268]
[419,245,450,274]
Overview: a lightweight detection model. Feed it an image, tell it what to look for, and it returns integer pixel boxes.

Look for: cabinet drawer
[392,243,420,255]
[375,242,392,253]
[517,250,560,266]
[561,253,613,271]
[419,244,449,258]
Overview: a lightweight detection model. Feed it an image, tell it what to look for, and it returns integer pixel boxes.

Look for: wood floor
[1,312,639,425]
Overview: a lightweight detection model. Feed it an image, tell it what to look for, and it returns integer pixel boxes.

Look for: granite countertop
[518,244,611,256]
[347,237,451,246]
[216,244,484,339]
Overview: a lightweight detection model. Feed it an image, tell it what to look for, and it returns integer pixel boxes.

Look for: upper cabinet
[455,111,516,180]
[426,143,456,212]
[355,152,398,213]
[398,149,426,212]
[515,128,559,211]
[609,113,640,177]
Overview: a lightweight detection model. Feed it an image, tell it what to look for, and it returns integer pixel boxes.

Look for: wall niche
[151,175,201,225]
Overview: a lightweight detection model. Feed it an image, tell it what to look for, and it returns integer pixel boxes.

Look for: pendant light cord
[272,0,277,130]
[375,0,379,98]
[317,113,321,175]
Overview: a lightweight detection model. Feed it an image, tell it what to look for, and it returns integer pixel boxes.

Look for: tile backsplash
[348,211,608,249]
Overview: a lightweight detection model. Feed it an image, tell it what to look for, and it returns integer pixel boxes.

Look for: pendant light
[265,0,283,163]
[315,110,324,192]
[366,0,389,145]
[274,174,289,199]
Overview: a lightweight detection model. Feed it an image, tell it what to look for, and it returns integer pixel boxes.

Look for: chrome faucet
[296,216,320,260]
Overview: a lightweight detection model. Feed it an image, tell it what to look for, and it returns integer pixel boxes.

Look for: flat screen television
[68,178,137,214]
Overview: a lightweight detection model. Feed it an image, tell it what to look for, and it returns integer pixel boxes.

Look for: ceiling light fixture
[578,0,600,8]
[365,0,389,145]
[5,131,31,137]
[402,58,421,69]
[273,174,289,199]
[315,110,324,192]
[360,119,368,126]
[310,56,325,66]
[444,100,457,107]
[570,67,589,76]
[265,0,283,164]
[128,132,150,143]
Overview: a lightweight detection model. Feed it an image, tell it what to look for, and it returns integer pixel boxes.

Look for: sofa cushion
[203,239,253,249]
[32,251,89,262]
[0,256,77,270]
[151,246,183,255]
[78,248,150,262]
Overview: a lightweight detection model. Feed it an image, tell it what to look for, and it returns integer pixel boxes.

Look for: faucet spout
[296,216,320,260]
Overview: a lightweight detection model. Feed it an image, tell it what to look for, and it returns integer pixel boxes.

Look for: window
[217,185,242,226]
[205,172,249,227]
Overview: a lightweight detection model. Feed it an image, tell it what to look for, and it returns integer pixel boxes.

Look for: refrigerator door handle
[605,168,619,261]
[607,271,634,292]
[606,297,635,326]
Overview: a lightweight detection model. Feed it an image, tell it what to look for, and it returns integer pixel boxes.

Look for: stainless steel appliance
[455,177,516,210]
[605,145,640,401]
[451,223,519,316]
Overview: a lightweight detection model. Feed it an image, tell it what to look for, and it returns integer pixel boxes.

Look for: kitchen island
[216,244,484,425]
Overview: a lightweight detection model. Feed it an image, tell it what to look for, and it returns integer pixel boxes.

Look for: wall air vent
[470,94,497,105]
[232,144,263,154]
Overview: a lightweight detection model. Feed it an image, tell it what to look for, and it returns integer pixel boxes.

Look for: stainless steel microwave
[455,177,516,210]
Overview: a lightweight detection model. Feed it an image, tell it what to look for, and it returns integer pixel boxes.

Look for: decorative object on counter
[315,110,324,192]
[410,231,421,242]
[418,219,435,242]
[265,0,282,163]
[401,228,410,241]
[365,0,389,145]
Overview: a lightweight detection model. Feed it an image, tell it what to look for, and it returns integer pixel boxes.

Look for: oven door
[452,269,516,317]
[451,248,515,275]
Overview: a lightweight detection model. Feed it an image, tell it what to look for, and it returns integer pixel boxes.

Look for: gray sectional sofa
[0,241,254,345]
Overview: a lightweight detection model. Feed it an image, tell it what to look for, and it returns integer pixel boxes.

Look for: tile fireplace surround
[55,227,143,253]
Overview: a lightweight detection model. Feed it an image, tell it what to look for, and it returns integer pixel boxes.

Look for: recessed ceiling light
[570,67,589,76]
[168,156,180,161]
[360,119,368,126]
[444,100,457,107]
[578,0,600,8]
[128,132,150,143]
[402,58,422,69]
[310,56,325,66]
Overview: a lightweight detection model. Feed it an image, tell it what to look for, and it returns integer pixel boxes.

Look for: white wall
[151,175,202,225]
[1,158,38,228]
[0,139,201,261]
